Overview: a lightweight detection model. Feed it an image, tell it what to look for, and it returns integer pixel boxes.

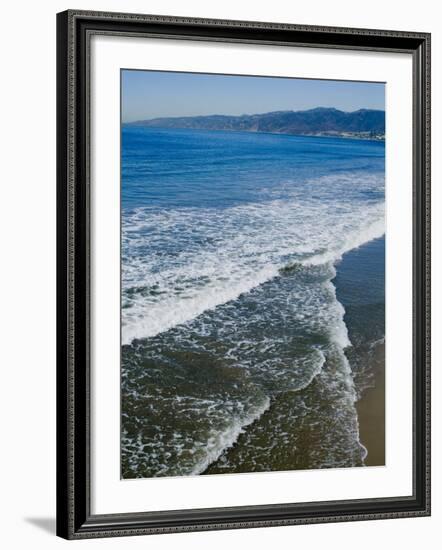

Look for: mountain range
[126,107,385,139]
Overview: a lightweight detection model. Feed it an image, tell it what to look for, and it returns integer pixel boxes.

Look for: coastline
[334,236,385,467]
[355,342,385,466]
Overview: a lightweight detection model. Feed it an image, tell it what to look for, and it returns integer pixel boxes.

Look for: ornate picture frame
[56,9,430,539]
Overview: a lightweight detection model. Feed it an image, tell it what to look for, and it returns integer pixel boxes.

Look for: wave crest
[122,172,384,345]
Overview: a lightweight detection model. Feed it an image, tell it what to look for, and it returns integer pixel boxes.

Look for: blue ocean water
[121,127,385,478]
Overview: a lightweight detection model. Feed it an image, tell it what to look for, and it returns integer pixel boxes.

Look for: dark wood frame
[56,9,431,540]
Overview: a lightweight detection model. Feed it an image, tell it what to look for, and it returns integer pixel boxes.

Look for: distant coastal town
[300,130,385,141]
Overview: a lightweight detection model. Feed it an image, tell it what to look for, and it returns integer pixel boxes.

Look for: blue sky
[122,69,385,123]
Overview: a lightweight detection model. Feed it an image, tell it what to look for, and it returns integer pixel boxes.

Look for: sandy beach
[355,342,385,466]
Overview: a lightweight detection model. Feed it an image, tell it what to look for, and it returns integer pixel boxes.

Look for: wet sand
[355,342,385,466]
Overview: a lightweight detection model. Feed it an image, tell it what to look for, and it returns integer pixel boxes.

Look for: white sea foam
[301,217,385,267]
[122,171,384,345]
[123,263,278,345]
[188,396,271,475]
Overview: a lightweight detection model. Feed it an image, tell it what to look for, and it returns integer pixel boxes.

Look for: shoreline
[354,341,385,466]
[334,236,385,467]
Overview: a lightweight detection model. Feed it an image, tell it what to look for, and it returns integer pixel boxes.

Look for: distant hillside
[126,107,385,140]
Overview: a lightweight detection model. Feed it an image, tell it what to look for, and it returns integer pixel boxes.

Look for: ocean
[120,127,385,478]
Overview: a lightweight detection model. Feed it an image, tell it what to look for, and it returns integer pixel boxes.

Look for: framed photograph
[56,10,431,539]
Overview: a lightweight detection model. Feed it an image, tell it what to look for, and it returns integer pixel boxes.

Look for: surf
[122,172,384,346]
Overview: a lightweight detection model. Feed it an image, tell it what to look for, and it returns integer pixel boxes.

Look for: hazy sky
[122,69,385,123]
